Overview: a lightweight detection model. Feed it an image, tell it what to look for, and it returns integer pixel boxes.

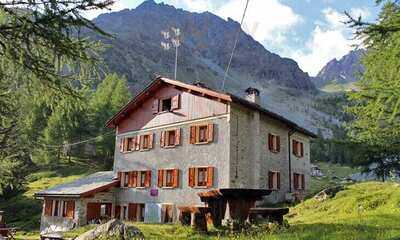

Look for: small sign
[150,188,158,197]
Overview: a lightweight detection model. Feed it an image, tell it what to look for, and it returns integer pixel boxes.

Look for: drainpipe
[288,129,296,193]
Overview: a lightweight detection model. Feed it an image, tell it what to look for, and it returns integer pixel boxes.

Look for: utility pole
[161,27,181,80]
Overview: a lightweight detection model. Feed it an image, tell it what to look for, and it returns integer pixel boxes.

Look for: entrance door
[86,203,101,223]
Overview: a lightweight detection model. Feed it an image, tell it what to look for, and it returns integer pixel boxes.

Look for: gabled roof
[35,171,119,198]
[106,77,317,138]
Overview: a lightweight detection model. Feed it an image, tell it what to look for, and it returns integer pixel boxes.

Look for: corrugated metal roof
[35,171,119,198]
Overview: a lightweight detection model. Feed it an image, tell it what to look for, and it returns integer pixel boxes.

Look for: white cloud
[170,0,214,13]
[290,8,358,76]
[82,0,141,20]
[216,0,303,45]
[350,7,371,20]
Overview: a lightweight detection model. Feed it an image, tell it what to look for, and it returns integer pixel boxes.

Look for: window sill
[192,186,209,189]
[270,150,280,154]
[139,149,150,152]
[194,141,210,145]
[163,145,176,149]
[161,186,176,189]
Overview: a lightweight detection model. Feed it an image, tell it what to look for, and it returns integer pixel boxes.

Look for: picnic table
[248,207,289,225]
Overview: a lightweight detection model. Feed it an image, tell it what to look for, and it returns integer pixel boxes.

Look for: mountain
[313,49,365,89]
[90,0,315,93]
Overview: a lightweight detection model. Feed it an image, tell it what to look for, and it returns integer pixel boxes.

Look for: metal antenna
[161,27,181,80]
[221,0,250,91]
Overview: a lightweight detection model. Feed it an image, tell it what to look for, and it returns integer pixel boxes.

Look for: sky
[85,0,381,76]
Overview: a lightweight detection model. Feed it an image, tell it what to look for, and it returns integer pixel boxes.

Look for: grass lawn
[9,162,400,240]
[37,182,400,240]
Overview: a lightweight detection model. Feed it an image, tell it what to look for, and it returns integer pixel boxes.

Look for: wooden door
[128,203,138,221]
[86,203,101,223]
[115,205,121,219]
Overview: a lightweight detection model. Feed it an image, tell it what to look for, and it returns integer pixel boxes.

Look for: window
[292,140,304,158]
[168,131,176,146]
[44,199,53,216]
[120,137,137,152]
[189,124,214,144]
[141,135,150,150]
[293,173,305,190]
[197,168,207,186]
[268,134,280,153]
[268,171,280,190]
[153,95,180,114]
[188,167,214,188]
[120,171,151,188]
[161,129,181,148]
[157,169,179,188]
[161,98,172,112]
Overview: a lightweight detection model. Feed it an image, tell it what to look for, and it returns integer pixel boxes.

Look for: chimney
[244,87,260,105]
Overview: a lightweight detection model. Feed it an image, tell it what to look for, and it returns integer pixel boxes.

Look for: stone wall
[114,115,231,206]
[229,103,311,203]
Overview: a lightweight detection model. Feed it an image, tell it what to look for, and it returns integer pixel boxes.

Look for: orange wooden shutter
[158,169,164,187]
[44,199,53,216]
[131,137,137,151]
[300,142,304,157]
[301,174,305,189]
[292,140,297,156]
[206,167,214,188]
[207,123,214,143]
[175,128,181,146]
[160,131,165,148]
[152,99,159,114]
[128,172,133,187]
[189,126,196,144]
[293,173,298,190]
[188,168,195,187]
[268,171,273,189]
[149,134,154,149]
[135,136,140,150]
[66,201,75,219]
[123,138,129,152]
[120,139,124,152]
[145,170,151,187]
[171,94,180,110]
[277,172,281,189]
[172,169,179,188]
[132,171,138,187]
[276,136,281,152]
[268,134,273,150]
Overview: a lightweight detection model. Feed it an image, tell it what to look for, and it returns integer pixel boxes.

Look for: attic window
[161,98,172,111]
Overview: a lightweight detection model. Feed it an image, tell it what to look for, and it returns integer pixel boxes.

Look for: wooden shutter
[172,169,179,188]
[207,123,214,143]
[300,142,304,157]
[276,136,281,152]
[188,168,195,187]
[132,171,138,187]
[160,131,165,148]
[268,172,273,189]
[120,139,124,152]
[145,170,151,187]
[292,140,297,156]
[293,173,298,190]
[152,99,159,114]
[175,128,181,146]
[301,174,305,189]
[131,137,137,151]
[206,167,214,188]
[158,169,164,187]
[66,201,75,219]
[277,172,281,189]
[44,199,53,216]
[128,203,138,221]
[123,138,129,152]
[135,136,140,150]
[149,134,154,149]
[268,134,273,150]
[189,126,196,144]
[171,94,180,110]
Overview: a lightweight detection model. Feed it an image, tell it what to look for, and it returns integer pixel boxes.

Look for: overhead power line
[221,0,250,91]
[42,131,115,149]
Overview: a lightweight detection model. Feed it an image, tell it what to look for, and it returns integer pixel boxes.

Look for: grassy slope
[309,162,360,195]
[11,162,400,240]
[1,161,103,239]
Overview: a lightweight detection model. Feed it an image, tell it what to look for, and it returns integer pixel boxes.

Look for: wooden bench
[177,206,210,232]
[248,207,289,225]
